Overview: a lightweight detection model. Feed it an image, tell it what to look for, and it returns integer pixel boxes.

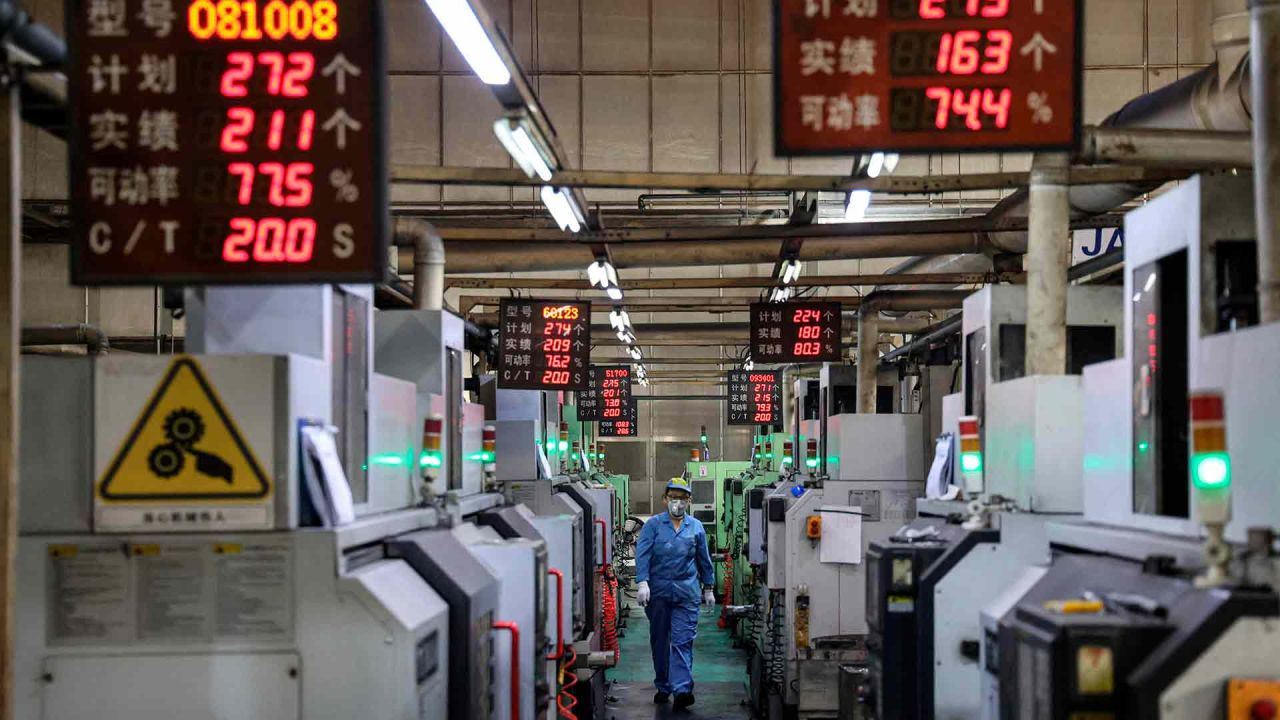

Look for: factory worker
[635,476,716,709]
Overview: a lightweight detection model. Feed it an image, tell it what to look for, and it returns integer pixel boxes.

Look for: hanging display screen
[498,299,591,391]
[598,399,638,437]
[579,365,632,422]
[69,0,387,284]
[774,0,1080,154]
[750,301,842,363]
[728,370,782,426]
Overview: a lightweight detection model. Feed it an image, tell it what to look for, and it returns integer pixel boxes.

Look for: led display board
[579,365,633,422]
[498,299,591,391]
[774,0,1080,154]
[69,0,387,284]
[728,370,782,426]
[598,398,638,437]
[750,301,842,363]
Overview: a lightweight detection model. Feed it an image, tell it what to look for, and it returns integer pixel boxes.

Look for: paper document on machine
[819,506,863,564]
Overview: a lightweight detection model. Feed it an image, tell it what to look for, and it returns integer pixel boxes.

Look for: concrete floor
[606,596,754,720]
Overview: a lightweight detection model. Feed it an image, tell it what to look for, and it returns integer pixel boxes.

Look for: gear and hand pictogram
[164,408,206,447]
[148,443,185,478]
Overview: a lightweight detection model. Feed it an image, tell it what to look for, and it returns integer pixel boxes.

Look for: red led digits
[222,217,316,263]
[912,0,1008,19]
[925,87,1011,131]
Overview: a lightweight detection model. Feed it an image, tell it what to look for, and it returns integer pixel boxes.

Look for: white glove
[703,589,716,606]
[637,581,650,607]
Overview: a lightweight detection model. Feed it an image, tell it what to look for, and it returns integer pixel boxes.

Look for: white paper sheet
[301,426,355,525]
[926,433,955,499]
[819,506,863,564]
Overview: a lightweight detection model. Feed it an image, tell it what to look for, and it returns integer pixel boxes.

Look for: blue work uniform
[635,512,715,695]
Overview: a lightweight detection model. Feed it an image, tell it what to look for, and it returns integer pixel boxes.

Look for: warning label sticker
[98,358,270,503]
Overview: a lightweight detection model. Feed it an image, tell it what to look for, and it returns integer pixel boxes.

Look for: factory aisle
[608,597,752,719]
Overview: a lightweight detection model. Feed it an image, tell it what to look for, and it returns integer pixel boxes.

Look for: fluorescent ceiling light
[781,259,803,285]
[628,346,643,361]
[884,153,900,174]
[493,119,535,177]
[616,330,635,344]
[610,309,631,331]
[542,186,581,233]
[423,0,512,85]
[867,152,885,179]
[512,126,553,181]
[606,286,624,301]
[845,189,872,221]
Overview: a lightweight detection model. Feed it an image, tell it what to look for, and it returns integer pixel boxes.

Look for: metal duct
[22,324,109,354]
[395,218,445,310]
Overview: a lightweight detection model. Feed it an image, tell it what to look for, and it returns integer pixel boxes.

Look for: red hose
[493,621,521,720]
[719,551,734,629]
[547,568,565,660]
[557,646,579,719]
[600,567,620,660]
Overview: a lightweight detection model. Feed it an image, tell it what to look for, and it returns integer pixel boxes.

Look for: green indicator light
[805,458,818,469]
[370,453,405,467]
[1192,452,1231,489]
[558,440,568,452]
[420,452,443,468]
[782,457,792,465]
[765,453,774,459]
[701,435,708,444]
[546,441,556,453]
[827,456,839,464]
[1138,441,1150,454]
[960,452,983,473]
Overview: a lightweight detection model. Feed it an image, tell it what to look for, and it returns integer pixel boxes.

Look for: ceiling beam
[447,272,1006,291]
[391,162,1187,194]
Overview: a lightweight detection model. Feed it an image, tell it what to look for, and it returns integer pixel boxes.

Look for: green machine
[564,403,632,520]
[719,432,795,632]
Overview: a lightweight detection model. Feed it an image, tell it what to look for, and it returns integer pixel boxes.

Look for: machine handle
[493,621,521,720]
[547,568,565,661]
[594,518,607,569]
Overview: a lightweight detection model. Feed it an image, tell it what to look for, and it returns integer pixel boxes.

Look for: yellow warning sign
[98,357,270,502]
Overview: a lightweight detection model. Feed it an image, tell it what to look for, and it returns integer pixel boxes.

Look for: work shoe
[673,693,695,709]
[653,691,669,704]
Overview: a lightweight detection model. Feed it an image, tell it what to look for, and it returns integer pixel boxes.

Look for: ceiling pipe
[396,218,445,311]
[22,324,109,354]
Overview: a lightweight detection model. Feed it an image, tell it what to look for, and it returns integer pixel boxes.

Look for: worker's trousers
[646,595,700,695]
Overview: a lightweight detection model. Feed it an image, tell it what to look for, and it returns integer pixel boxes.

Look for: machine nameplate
[47,540,294,646]
[848,489,882,522]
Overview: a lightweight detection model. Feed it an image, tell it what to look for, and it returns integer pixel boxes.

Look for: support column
[1252,0,1280,323]
[857,310,879,414]
[1025,153,1071,376]
[0,74,20,720]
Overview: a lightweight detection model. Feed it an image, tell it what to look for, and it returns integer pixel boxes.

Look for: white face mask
[668,499,688,517]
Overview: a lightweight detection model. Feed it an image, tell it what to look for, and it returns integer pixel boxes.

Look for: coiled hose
[557,646,579,719]
[601,567,620,660]
[744,571,762,651]
[766,590,786,689]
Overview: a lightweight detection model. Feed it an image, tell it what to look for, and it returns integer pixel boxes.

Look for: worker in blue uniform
[635,477,716,709]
